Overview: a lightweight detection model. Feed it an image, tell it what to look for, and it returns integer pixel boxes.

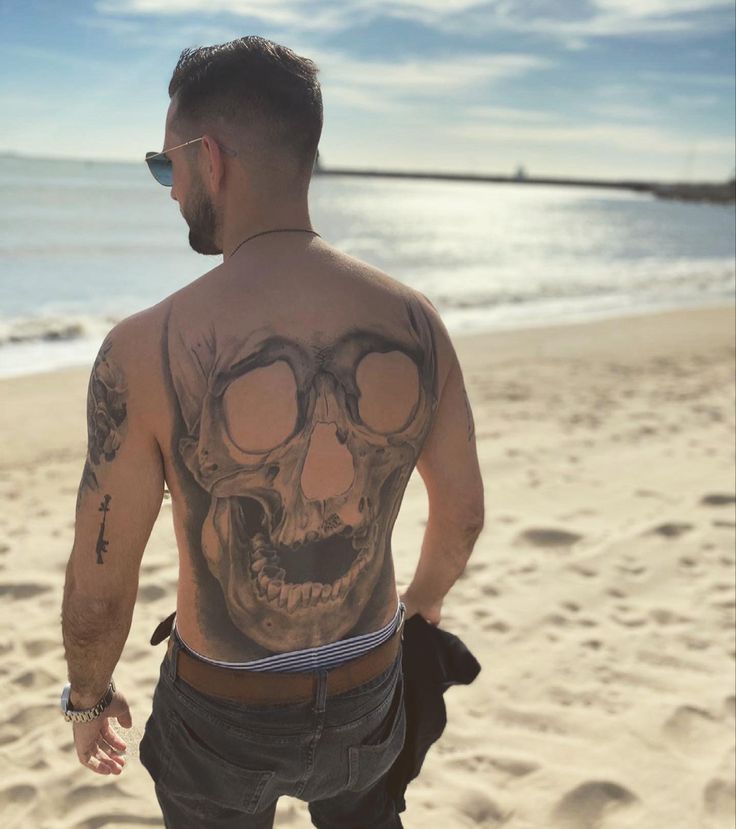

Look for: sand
[0,303,734,829]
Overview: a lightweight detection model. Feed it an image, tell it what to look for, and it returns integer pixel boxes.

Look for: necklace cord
[227,228,321,259]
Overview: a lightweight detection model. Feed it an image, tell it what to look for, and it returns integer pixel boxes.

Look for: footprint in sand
[609,609,648,628]
[700,493,736,507]
[71,814,162,828]
[459,791,511,825]
[581,639,603,650]
[616,563,648,577]
[0,582,52,599]
[703,777,736,828]
[606,587,627,599]
[649,608,693,625]
[569,563,598,578]
[447,751,539,779]
[0,783,36,828]
[23,639,56,658]
[493,706,568,735]
[549,780,640,829]
[635,648,710,673]
[635,488,665,498]
[516,528,584,548]
[482,619,510,634]
[646,522,694,538]
[64,781,129,811]
[661,704,724,756]
[11,667,57,690]
[138,584,168,602]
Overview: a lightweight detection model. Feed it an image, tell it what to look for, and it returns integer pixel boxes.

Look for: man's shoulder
[97,299,173,405]
[105,301,167,356]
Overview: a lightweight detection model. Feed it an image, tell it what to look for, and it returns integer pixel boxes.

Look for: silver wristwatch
[60,679,115,723]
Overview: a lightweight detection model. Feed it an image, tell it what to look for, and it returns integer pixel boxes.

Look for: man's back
[137,236,452,662]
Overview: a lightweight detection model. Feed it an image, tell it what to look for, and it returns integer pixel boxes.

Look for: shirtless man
[60,36,484,827]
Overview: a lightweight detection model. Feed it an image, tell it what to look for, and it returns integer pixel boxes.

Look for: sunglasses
[145,137,203,186]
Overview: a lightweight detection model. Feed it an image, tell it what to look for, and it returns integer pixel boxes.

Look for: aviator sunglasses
[145,137,203,186]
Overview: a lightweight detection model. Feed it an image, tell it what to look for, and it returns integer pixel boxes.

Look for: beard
[182,178,222,256]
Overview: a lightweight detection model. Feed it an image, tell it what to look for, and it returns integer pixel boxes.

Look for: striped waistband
[173,601,405,673]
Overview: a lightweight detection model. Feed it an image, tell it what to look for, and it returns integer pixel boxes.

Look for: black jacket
[387,614,481,812]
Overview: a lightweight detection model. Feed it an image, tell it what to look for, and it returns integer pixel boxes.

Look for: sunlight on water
[0,156,733,376]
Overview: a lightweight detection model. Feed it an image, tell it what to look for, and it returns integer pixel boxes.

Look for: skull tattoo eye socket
[356,350,420,434]
[223,360,298,453]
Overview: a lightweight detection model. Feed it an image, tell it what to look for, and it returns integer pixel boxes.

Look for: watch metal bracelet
[61,679,115,722]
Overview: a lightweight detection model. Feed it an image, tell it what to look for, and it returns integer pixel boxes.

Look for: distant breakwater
[314,167,735,205]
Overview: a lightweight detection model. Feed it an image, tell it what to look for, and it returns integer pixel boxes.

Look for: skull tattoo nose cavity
[301,421,354,500]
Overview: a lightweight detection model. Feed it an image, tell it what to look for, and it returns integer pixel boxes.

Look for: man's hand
[399,588,443,626]
[72,689,132,775]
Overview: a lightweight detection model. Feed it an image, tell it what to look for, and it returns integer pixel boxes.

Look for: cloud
[317,51,554,101]
[300,51,553,119]
[444,114,735,158]
[462,105,560,122]
[463,0,735,41]
[94,0,370,34]
[586,102,661,121]
[94,0,736,42]
[594,0,733,16]
[639,70,735,86]
[667,92,720,107]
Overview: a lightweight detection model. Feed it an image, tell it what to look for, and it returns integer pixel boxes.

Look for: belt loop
[166,628,180,681]
[314,670,328,713]
[398,601,406,641]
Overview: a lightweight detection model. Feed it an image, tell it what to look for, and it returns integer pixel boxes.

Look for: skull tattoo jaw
[168,298,437,652]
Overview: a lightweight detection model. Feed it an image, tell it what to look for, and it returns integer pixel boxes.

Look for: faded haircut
[169,35,323,183]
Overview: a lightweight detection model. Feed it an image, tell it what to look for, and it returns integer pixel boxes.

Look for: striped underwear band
[173,600,405,673]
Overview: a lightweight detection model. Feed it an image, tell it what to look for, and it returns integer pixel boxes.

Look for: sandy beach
[0,303,733,829]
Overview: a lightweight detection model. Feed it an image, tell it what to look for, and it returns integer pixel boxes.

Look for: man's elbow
[431,500,484,539]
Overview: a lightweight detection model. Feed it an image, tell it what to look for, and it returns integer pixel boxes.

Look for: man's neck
[221,206,315,261]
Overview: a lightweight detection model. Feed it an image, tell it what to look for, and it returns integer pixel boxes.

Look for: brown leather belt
[167,618,404,705]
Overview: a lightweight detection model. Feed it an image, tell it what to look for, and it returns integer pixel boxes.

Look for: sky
[1,0,734,182]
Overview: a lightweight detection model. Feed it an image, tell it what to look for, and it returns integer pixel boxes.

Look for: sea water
[0,155,733,378]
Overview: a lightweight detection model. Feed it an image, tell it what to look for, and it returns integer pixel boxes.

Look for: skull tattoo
[167,295,437,652]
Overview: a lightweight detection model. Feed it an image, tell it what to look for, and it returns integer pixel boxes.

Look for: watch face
[60,683,71,713]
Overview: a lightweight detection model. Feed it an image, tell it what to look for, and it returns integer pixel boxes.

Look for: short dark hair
[169,36,322,183]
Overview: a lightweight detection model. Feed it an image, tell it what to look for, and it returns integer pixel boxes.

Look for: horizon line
[0,150,733,188]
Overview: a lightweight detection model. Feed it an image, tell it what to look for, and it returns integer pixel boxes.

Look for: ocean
[0,155,734,378]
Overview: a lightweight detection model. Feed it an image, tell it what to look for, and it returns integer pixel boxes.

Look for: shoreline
[0,297,733,383]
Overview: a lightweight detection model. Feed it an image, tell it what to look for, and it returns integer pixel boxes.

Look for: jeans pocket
[158,708,275,814]
[346,675,406,792]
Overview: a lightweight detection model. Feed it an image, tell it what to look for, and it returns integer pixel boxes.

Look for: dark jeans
[139,631,406,828]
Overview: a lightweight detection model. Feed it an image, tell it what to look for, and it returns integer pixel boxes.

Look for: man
[61,35,484,828]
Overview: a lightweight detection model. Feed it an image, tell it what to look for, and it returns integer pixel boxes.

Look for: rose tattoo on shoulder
[76,337,128,510]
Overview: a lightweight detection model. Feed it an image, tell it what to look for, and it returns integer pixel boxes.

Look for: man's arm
[62,324,164,711]
[405,310,485,624]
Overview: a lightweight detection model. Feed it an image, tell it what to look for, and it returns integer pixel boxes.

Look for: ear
[201,134,226,191]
